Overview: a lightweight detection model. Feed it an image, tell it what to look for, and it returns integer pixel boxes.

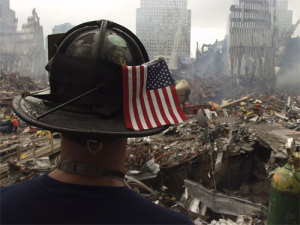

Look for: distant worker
[11,116,19,134]
[0,20,192,224]
[184,101,189,108]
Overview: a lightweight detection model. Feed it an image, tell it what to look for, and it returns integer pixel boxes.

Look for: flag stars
[146,60,174,90]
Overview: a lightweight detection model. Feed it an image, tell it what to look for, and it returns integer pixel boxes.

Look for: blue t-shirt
[0,173,193,224]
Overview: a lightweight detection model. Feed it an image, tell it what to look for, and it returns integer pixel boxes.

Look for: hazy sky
[10,0,300,57]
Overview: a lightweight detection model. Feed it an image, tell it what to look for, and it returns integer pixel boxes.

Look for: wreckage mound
[0,72,46,98]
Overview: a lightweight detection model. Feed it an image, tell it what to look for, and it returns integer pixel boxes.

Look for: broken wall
[194,38,229,78]
[0,7,46,82]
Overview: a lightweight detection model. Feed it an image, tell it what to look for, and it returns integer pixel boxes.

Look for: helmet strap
[56,160,125,180]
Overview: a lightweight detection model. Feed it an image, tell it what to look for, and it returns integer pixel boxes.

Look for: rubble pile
[222,95,300,130]
[186,75,270,106]
[125,117,272,200]
[0,71,46,98]
[0,131,60,185]
[2,157,53,186]
[187,76,229,105]
[126,122,202,170]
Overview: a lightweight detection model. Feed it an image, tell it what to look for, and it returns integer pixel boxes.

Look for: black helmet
[47,20,148,68]
[12,20,168,137]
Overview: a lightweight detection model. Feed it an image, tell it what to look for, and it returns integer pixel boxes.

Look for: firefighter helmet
[12,20,168,137]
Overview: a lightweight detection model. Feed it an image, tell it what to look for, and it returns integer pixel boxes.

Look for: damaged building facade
[0,0,46,81]
[194,38,230,78]
[229,0,277,93]
[228,0,299,95]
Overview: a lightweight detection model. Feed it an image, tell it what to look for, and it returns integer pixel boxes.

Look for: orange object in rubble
[12,118,19,127]
[254,103,261,110]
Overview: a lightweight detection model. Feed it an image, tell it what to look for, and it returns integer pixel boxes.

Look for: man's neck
[52,135,127,186]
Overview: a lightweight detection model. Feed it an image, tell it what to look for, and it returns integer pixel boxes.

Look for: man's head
[11,19,188,184]
[12,20,168,137]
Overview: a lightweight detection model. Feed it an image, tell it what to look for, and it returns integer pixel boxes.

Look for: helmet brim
[12,94,168,137]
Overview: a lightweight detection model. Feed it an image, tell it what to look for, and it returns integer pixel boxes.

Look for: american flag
[122,59,188,131]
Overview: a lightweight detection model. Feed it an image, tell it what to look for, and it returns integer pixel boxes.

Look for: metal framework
[229,0,276,83]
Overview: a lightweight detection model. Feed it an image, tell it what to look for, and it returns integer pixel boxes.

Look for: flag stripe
[162,87,179,124]
[147,90,162,127]
[150,90,166,125]
[131,67,143,130]
[170,85,188,121]
[158,88,175,124]
[128,67,138,130]
[154,89,170,125]
[122,66,134,130]
[138,66,152,129]
[166,86,183,123]
[135,66,148,130]
[142,66,156,128]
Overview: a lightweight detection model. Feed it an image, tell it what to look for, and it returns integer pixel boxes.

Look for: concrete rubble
[0,71,46,133]
[0,71,46,99]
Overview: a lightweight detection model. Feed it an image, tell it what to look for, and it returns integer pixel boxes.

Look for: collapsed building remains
[0,71,46,117]
[0,0,46,81]
[175,0,299,105]
[194,39,229,78]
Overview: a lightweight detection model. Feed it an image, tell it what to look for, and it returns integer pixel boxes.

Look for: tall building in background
[275,0,293,38]
[52,23,74,34]
[136,0,191,69]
